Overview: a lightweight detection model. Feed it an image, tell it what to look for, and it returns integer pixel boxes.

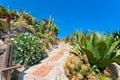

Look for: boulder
[0,40,3,44]
[107,63,120,80]
[0,40,7,54]
[4,38,13,45]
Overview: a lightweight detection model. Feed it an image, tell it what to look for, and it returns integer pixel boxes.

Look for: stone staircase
[18,42,70,80]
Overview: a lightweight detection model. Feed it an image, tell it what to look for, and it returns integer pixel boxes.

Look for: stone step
[32,64,54,77]
[18,42,69,80]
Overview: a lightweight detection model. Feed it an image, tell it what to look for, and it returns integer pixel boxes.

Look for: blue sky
[1,0,120,38]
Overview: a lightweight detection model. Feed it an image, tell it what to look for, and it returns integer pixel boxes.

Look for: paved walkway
[18,42,70,80]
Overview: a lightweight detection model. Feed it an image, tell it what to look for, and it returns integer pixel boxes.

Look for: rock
[0,40,3,44]
[107,63,120,80]
[117,77,120,80]
[0,40,7,54]
[4,38,13,45]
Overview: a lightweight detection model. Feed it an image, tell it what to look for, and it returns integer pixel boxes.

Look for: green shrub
[14,33,45,67]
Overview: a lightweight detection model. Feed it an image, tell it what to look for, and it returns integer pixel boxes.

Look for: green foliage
[0,20,6,31]
[64,35,70,43]
[95,74,111,80]
[69,47,81,57]
[64,54,106,79]
[36,18,59,37]
[8,10,19,19]
[20,11,38,25]
[75,32,120,70]
[70,31,86,45]
[65,32,117,79]
[35,18,60,49]
[0,5,39,32]
[0,5,59,40]
[112,31,120,42]
[14,33,45,67]
[0,5,7,18]
[51,24,59,36]
[112,31,120,50]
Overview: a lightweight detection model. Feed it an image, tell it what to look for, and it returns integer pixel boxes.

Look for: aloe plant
[79,33,120,70]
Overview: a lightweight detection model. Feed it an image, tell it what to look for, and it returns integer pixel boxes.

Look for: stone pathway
[18,42,70,80]
[32,64,54,77]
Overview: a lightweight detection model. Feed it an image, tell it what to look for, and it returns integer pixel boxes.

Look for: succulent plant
[64,54,110,80]
[112,31,120,50]
[14,33,45,67]
[64,31,119,80]
[80,33,120,70]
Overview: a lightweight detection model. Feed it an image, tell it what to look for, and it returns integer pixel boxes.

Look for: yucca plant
[79,32,120,70]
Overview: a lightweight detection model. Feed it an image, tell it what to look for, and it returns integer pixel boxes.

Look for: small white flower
[18,47,21,50]
[21,49,23,52]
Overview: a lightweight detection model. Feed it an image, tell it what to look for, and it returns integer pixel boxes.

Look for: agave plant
[112,31,120,42]
[79,33,120,70]
[70,31,86,46]
[112,31,120,50]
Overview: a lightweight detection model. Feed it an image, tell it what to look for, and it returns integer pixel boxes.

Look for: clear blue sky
[1,0,120,38]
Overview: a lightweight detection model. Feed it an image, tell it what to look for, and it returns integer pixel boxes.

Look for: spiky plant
[8,10,19,20]
[112,31,120,42]
[78,32,120,70]
[0,5,7,18]
[70,31,86,45]
[64,54,111,80]
[112,31,120,50]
